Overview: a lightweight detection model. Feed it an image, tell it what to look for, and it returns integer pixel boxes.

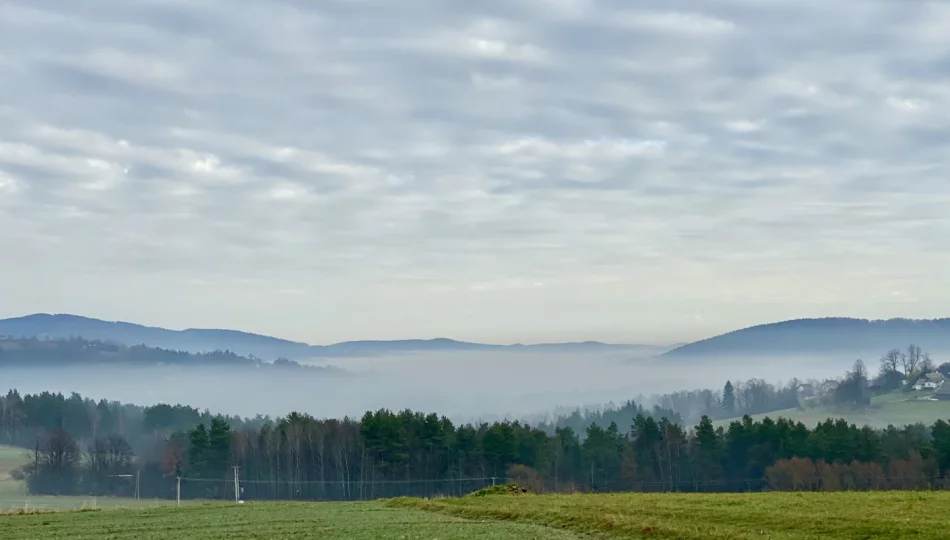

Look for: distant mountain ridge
[663,317,950,359]
[0,314,660,360]
[0,314,315,360]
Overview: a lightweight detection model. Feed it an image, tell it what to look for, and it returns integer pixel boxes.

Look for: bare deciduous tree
[26,430,81,495]
[921,353,934,374]
[880,349,902,375]
[900,345,923,375]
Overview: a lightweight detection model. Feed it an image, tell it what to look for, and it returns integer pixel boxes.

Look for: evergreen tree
[692,416,722,487]
[930,420,950,476]
[722,381,736,417]
[630,414,664,485]
[207,417,232,479]
[187,423,210,477]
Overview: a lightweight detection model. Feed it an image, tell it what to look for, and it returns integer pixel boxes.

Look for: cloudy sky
[1,0,948,346]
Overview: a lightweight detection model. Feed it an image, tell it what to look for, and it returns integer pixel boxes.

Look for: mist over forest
[5,316,950,502]
[0,347,851,421]
[1,315,946,422]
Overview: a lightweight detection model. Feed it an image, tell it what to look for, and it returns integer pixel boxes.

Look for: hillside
[0,336,331,372]
[714,389,950,429]
[664,317,950,359]
[0,314,314,361]
[0,314,662,360]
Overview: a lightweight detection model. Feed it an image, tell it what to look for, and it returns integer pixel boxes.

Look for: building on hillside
[797,383,817,400]
[926,372,945,385]
[913,377,941,391]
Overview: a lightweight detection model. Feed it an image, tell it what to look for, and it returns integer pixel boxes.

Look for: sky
[1,0,949,346]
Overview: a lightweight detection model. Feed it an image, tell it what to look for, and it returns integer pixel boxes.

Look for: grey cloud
[1,0,948,345]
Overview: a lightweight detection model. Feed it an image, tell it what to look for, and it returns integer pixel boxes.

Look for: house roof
[926,373,944,383]
[935,383,950,396]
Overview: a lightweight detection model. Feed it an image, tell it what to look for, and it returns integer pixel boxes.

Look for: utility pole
[233,466,240,503]
[176,477,181,508]
[135,469,140,500]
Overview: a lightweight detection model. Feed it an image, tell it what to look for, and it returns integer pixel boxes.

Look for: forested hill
[0,313,662,360]
[0,314,314,361]
[664,318,950,359]
[0,336,328,371]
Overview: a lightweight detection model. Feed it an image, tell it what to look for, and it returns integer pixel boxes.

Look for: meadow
[0,500,577,540]
[394,491,950,539]
[0,491,946,539]
[716,389,950,428]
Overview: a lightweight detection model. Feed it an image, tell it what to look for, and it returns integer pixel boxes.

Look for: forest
[0,336,328,371]
[7,344,950,500]
[8,392,950,499]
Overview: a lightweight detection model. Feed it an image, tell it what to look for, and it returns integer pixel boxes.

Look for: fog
[304,350,857,419]
[0,350,864,422]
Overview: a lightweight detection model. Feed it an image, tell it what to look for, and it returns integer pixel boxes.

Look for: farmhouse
[912,373,946,391]
[797,383,817,400]
[926,372,945,385]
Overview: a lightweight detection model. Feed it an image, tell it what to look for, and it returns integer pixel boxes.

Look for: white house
[911,372,946,391]
[913,377,941,391]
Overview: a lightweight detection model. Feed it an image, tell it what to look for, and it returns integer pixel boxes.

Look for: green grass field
[0,492,947,539]
[394,492,950,539]
[0,500,581,540]
[0,445,26,480]
[716,390,950,428]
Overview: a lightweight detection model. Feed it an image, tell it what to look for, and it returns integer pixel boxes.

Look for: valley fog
[0,351,856,421]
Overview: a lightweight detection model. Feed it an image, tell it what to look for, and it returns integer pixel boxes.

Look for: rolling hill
[0,314,314,360]
[0,314,661,360]
[0,336,339,372]
[663,317,950,360]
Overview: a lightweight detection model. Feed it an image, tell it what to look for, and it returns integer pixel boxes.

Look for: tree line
[540,377,802,434]
[19,401,950,499]
[0,389,261,496]
[0,389,261,457]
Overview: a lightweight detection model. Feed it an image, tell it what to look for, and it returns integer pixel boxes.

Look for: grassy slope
[0,492,946,539]
[0,501,582,540]
[393,492,950,539]
[0,445,24,481]
[715,390,950,428]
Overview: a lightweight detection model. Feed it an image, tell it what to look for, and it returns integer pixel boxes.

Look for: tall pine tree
[722,381,736,417]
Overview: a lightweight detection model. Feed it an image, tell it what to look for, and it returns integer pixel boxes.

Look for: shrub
[468,484,531,497]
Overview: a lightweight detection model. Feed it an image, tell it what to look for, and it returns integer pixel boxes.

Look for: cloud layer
[2,0,949,344]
